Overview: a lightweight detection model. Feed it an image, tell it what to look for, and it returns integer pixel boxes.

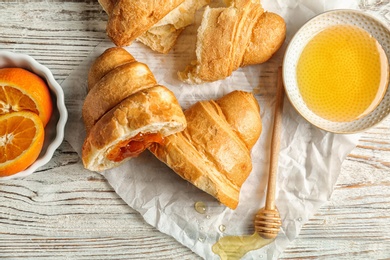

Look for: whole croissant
[100,0,210,53]
[82,47,186,171]
[178,0,286,84]
[150,90,262,209]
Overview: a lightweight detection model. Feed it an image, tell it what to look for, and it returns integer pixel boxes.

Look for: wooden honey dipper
[254,67,284,239]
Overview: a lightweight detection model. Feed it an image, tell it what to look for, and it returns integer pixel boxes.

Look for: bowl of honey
[283,9,390,133]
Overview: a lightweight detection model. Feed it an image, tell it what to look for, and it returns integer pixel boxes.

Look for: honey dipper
[254,67,284,239]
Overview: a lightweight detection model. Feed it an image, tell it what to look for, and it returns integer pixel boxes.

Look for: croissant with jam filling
[81,47,186,171]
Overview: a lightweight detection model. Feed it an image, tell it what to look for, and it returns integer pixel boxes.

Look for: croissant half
[178,0,286,84]
[150,90,262,209]
[82,47,186,171]
[101,0,210,53]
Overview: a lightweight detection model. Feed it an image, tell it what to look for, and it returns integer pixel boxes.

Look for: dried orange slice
[0,68,53,126]
[0,111,44,177]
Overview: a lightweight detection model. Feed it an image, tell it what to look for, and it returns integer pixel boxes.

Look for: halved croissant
[178,0,286,84]
[100,0,210,53]
[82,47,186,171]
[150,90,262,209]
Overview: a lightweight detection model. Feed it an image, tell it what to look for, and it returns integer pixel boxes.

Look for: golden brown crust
[178,0,286,84]
[229,0,264,71]
[241,12,287,66]
[150,90,262,209]
[106,0,185,46]
[87,47,135,91]
[82,61,157,132]
[215,90,261,150]
[82,47,186,171]
[190,7,238,83]
[82,86,187,171]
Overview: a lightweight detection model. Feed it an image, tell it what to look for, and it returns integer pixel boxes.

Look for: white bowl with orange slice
[0,51,67,179]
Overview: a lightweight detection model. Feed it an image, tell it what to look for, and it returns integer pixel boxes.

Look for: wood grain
[0,142,200,259]
[0,1,389,259]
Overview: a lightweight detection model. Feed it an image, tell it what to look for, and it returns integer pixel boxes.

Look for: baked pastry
[82,48,157,132]
[87,47,135,91]
[178,0,286,84]
[82,47,186,171]
[150,90,262,209]
[99,0,210,53]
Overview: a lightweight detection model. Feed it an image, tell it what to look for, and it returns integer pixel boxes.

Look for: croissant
[178,0,286,84]
[149,90,262,209]
[82,47,187,171]
[99,0,210,53]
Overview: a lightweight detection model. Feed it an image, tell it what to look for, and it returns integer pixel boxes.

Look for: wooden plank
[0,0,389,259]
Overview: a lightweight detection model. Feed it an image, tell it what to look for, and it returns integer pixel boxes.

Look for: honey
[212,232,273,259]
[194,201,207,214]
[296,24,389,122]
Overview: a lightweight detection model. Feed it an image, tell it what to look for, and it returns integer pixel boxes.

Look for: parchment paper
[62,0,364,258]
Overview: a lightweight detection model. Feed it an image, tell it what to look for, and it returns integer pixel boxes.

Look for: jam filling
[107,132,163,162]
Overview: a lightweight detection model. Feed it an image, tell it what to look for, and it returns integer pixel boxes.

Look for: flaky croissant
[82,47,186,171]
[150,90,262,209]
[99,0,210,53]
[178,0,286,84]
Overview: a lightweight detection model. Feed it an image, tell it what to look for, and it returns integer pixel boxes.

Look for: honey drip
[296,24,389,122]
[212,233,274,260]
[218,224,226,233]
[194,201,207,214]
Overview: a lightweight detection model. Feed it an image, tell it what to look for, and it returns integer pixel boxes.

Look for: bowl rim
[282,9,390,134]
[0,50,68,179]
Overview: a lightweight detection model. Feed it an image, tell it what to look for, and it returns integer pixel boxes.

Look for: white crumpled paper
[62,0,363,258]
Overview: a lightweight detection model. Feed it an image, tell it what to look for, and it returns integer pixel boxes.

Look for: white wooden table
[0,1,389,259]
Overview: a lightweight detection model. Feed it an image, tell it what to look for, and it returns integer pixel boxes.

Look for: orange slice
[0,111,45,177]
[0,68,53,126]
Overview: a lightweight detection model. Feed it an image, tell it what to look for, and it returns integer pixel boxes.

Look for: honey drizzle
[212,232,274,260]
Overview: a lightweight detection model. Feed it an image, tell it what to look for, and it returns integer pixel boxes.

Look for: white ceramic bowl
[283,9,390,134]
[0,51,68,179]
